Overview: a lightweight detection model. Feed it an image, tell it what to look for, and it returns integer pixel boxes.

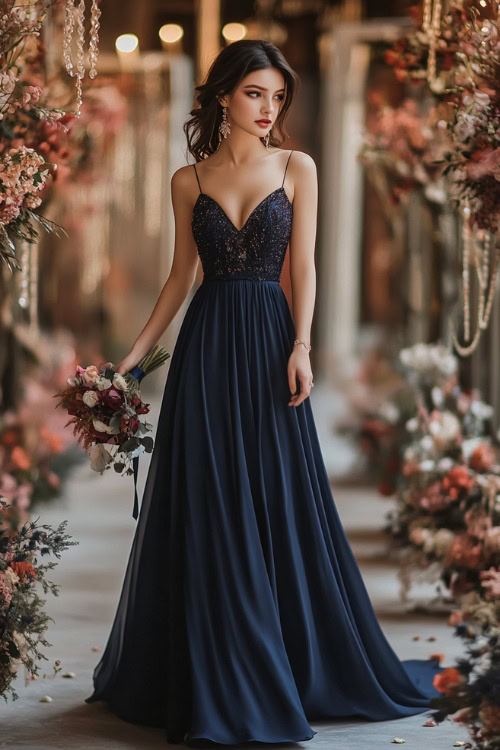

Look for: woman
[85,39,443,746]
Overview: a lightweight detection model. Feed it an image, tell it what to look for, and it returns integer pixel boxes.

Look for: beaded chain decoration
[422,0,442,92]
[63,0,102,117]
[450,202,500,357]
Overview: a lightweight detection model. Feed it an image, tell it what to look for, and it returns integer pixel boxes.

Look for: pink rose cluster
[0,146,47,225]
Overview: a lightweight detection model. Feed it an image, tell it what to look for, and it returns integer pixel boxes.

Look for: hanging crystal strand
[17,241,30,310]
[88,0,101,79]
[73,0,86,117]
[63,0,76,77]
[462,204,471,342]
[427,0,442,90]
[422,0,432,32]
[63,0,101,117]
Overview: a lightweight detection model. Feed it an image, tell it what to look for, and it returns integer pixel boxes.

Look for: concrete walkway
[0,392,469,749]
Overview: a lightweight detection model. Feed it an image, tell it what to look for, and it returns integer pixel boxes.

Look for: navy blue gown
[85,150,443,745]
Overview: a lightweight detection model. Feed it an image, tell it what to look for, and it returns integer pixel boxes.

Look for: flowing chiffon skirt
[85,278,443,745]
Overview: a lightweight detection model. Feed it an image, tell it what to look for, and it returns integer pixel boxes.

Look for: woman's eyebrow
[242,84,285,92]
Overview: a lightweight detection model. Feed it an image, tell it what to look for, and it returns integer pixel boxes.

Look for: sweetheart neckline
[193,186,292,234]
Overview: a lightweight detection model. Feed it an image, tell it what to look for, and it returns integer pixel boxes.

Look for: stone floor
[0,390,469,749]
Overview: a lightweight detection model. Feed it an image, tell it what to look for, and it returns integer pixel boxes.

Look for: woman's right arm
[116,166,200,376]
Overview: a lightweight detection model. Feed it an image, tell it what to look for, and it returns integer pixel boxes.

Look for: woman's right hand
[115,350,144,377]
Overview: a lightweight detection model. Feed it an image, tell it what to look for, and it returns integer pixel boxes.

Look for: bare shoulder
[171,164,197,191]
[288,149,317,177]
[171,164,200,209]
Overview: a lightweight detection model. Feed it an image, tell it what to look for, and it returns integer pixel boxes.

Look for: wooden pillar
[195,0,221,83]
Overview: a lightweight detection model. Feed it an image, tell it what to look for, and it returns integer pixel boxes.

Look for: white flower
[82,365,100,385]
[82,390,99,408]
[470,400,493,420]
[96,376,112,391]
[454,113,475,142]
[462,437,483,461]
[474,91,490,109]
[429,412,460,443]
[378,401,400,424]
[437,457,454,472]
[112,373,129,391]
[66,376,79,386]
[420,459,436,472]
[406,418,419,432]
[420,435,434,452]
[431,386,444,407]
[92,418,113,434]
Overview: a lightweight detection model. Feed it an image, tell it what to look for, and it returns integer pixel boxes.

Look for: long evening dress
[85,150,443,745]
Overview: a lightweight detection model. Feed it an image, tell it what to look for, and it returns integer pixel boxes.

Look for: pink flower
[465,147,500,181]
[445,533,484,570]
[420,481,449,512]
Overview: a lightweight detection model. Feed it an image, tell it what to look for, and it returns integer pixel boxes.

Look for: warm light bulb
[222,22,247,42]
[159,23,184,44]
[115,34,139,54]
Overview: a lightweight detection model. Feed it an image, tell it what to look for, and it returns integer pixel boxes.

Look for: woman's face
[220,67,286,140]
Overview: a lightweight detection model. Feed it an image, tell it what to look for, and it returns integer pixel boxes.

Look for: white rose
[83,390,99,408]
[437,457,454,472]
[112,373,129,391]
[66,376,79,386]
[92,418,113,434]
[406,418,419,432]
[96,376,112,391]
[420,459,436,472]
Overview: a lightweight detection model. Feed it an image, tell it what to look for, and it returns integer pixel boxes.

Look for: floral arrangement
[362,343,500,606]
[429,591,500,749]
[383,0,499,233]
[358,97,450,209]
[0,495,77,702]
[0,1,81,270]
[54,346,170,517]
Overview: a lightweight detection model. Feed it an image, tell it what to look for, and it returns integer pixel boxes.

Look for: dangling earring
[263,131,271,149]
[218,105,231,142]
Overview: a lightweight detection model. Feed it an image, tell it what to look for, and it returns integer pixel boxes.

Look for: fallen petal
[427,636,437,641]
[40,695,53,702]
[423,719,438,726]
[412,636,420,640]
[62,671,76,678]
[392,739,406,744]
[453,743,466,747]
[91,646,100,652]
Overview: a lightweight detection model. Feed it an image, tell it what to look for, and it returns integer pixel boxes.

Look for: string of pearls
[451,205,500,356]
[63,0,102,117]
[422,0,442,91]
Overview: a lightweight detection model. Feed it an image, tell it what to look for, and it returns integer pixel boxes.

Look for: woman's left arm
[286,151,318,408]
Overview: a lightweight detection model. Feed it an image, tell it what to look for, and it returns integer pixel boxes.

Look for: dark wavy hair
[184,39,299,162]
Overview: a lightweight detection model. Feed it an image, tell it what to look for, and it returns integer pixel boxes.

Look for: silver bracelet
[293,338,311,352]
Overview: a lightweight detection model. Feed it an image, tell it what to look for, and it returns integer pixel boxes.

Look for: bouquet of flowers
[53,345,170,518]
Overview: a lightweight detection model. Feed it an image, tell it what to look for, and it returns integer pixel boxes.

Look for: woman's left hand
[287,347,314,407]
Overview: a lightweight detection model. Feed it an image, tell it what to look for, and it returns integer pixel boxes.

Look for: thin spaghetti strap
[282,150,293,187]
[192,163,202,193]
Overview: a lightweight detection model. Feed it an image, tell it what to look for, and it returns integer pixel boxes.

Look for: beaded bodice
[191,151,293,282]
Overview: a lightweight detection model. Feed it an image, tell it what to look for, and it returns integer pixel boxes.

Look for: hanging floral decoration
[379,0,500,356]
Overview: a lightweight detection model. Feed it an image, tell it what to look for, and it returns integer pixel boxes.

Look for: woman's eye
[247,92,284,100]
